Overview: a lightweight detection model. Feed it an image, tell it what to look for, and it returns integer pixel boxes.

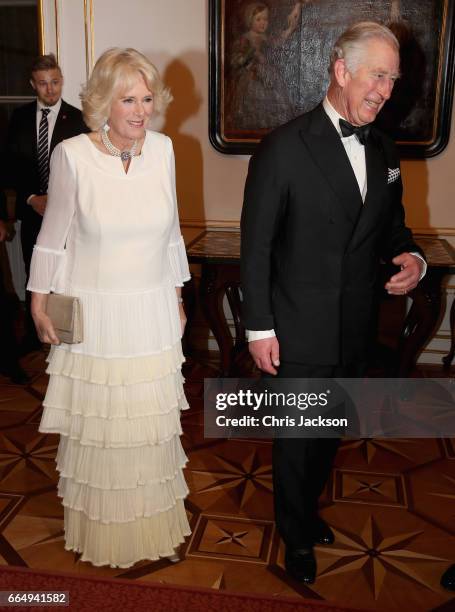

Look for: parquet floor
[0,349,454,611]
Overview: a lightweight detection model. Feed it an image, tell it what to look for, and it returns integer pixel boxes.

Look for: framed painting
[209,0,455,157]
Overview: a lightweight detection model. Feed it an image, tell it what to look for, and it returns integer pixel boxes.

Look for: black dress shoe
[314,519,335,545]
[9,366,30,385]
[441,564,455,591]
[285,548,316,583]
[0,364,30,385]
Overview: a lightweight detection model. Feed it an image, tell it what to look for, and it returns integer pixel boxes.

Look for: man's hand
[249,337,280,375]
[385,252,423,295]
[0,220,7,241]
[29,195,47,216]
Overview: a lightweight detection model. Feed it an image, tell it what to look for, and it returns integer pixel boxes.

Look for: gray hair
[329,21,399,75]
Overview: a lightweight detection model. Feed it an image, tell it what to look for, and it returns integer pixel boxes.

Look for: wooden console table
[187,230,455,376]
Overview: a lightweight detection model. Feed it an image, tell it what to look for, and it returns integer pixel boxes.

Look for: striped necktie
[37,108,51,193]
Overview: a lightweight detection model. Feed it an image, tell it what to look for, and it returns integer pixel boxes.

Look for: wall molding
[181,219,239,229]
[83,0,95,78]
[54,0,59,60]
[181,222,455,235]
[37,0,45,53]
[38,0,59,58]
[411,227,455,237]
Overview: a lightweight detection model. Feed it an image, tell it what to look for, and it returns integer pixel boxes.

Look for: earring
[102,122,110,132]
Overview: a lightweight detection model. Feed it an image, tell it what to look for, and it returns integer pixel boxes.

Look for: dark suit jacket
[0,191,6,222]
[240,104,422,366]
[6,99,89,224]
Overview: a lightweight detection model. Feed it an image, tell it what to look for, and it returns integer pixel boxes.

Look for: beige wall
[402,119,455,242]
[44,0,454,362]
[47,0,455,237]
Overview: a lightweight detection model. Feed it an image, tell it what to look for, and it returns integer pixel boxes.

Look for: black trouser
[271,361,365,550]
[0,259,21,375]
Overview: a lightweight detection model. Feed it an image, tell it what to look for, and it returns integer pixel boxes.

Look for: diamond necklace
[101,129,138,162]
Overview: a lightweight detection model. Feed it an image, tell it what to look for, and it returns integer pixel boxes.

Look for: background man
[6,54,88,354]
[0,190,28,384]
[241,22,424,584]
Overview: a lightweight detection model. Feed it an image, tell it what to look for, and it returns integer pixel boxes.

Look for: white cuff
[409,252,427,280]
[168,235,191,287]
[247,329,276,342]
[27,245,66,293]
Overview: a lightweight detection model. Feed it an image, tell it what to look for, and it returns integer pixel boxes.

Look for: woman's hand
[179,303,187,337]
[31,293,60,345]
[32,311,60,345]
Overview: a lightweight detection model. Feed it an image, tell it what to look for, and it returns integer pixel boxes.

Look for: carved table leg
[396,269,444,376]
[199,263,233,376]
[225,282,245,350]
[442,297,455,369]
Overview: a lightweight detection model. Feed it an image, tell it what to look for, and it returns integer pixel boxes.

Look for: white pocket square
[388,167,400,184]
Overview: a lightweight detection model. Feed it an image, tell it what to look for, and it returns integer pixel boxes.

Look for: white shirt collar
[37,98,62,117]
[322,96,351,138]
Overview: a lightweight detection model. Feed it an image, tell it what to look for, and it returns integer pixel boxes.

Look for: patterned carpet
[0,349,454,611]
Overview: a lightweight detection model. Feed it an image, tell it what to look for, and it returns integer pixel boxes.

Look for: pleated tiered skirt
[38,284,191,567]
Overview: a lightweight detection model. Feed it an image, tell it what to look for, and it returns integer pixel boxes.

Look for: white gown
[27,131,191,567]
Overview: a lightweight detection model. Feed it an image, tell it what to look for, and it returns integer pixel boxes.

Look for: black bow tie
[339,119,370,145]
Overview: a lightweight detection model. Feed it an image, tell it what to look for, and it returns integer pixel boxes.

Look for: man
[240,22,425,584]
[0,191,28,384]
[6,54,88,353]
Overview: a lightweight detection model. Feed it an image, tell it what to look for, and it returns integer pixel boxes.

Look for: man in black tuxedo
[241,22,425,583]
[6,54,88,353]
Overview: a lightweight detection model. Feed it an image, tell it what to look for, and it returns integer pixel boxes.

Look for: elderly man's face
[340,38,400,126]
[30,68,63,107]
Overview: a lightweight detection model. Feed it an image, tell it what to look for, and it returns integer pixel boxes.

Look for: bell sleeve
[166,137,190,287]
[27,142,76,294]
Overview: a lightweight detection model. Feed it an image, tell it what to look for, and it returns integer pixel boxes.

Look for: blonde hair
[329,21,399,75]
[80,47,172,131]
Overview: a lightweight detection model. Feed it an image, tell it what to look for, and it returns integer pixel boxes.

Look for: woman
[27,48,191,567]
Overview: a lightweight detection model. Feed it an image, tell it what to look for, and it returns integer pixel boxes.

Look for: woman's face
[107,74,154,145]
[250,9,269,34]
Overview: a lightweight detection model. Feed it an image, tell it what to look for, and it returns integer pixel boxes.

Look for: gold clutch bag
[45,294,83,344]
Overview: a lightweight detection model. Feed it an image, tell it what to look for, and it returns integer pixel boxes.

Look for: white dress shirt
[247,97,425,342]
[323,97,367,200]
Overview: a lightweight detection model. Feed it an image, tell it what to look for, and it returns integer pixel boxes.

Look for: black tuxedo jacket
[0,190,6,222]
[240,104,422,366]
[6,99,88,223]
